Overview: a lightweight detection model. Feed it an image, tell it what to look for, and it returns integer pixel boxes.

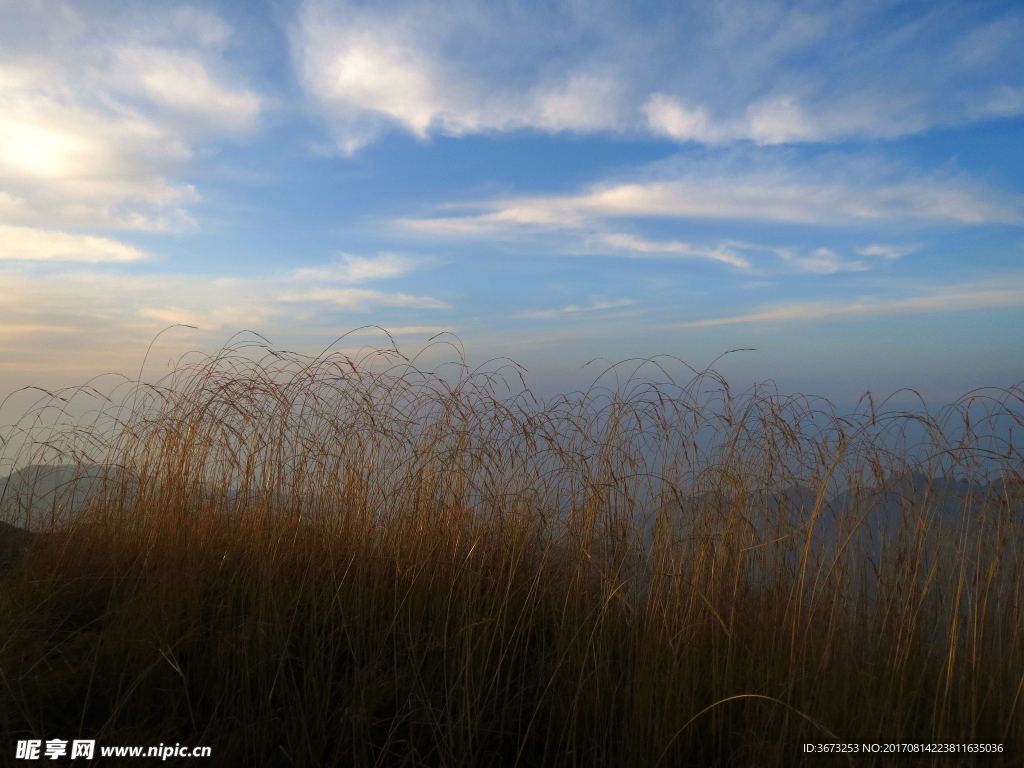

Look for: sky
[0,0,1022,406]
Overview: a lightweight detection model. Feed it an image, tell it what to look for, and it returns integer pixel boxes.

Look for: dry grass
[0,334,1022,766]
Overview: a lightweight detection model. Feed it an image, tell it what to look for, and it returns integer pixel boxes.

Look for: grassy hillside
[1,340,1022,766]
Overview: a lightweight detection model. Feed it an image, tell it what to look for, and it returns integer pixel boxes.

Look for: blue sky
[0,0,1022,402]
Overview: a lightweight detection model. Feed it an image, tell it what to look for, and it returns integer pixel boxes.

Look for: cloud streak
[674,284,1024,328]
[400,153,1023,235]
[290,253,423,284]
[592,234,752,269]
[0,224,148,262]
[0,252,446,343]
[857,243,923,260]
[522,298,634,320]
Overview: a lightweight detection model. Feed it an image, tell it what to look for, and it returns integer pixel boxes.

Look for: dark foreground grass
[1,337,1022,766]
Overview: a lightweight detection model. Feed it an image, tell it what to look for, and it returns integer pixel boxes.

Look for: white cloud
[301,26,440,146]
[858,243,922,260]
[114,46,262,134]
[528,76,622,133]
[978,86,1024,118]
[578,233,912,275]
[295,1,1024,150]
[644,95,718,144]
[294,1,639,153]
[278,288,447,311]
[0,251,446,342]
[0,73,196,229]
[777,247,866,274]
[0,224,147,262]
[587,237,914,274]
[0,323,81,338]
[400,153,1022,234]
[594,233,752,269]
[295,2,626,153]
[955,15,1024,68]
[291,253,421,284]
[645,94,826,145]
[0,2,263,230]
[745,96,821,145]
[589,235,906,274]
[0,191,31,218]
[674,283,1024,328]
[400,199,587,235]
[523,299,634,320]
[345,325,455,336]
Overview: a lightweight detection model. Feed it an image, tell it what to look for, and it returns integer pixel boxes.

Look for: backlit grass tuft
[1,335,1022,766]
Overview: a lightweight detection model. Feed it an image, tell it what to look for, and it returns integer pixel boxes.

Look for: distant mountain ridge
[0,464,112,530]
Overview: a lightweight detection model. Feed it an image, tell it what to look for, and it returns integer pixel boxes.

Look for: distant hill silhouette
[0,463,111,530]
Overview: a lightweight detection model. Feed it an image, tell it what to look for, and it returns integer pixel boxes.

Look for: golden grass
[0,335,1022,766]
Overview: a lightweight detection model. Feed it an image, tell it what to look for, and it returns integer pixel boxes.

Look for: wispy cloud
[344,325,455,336]
[644,94,841,146]
[587,234,907,274]
[291,253,423,284]
[294,1,626,153]
[857,243,923,260]
[400,152,1023,234]
[0,251,447,345]
[674,283,1024,328]
[0,323,81,338]
[776,247,867,274]
[0,2,264,230]
[592,234,752,269]
[522,299,634,320]
[0,224,148,262]
[294,0,1024,151]
[277,288,447,311]
[112,45,262,135]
